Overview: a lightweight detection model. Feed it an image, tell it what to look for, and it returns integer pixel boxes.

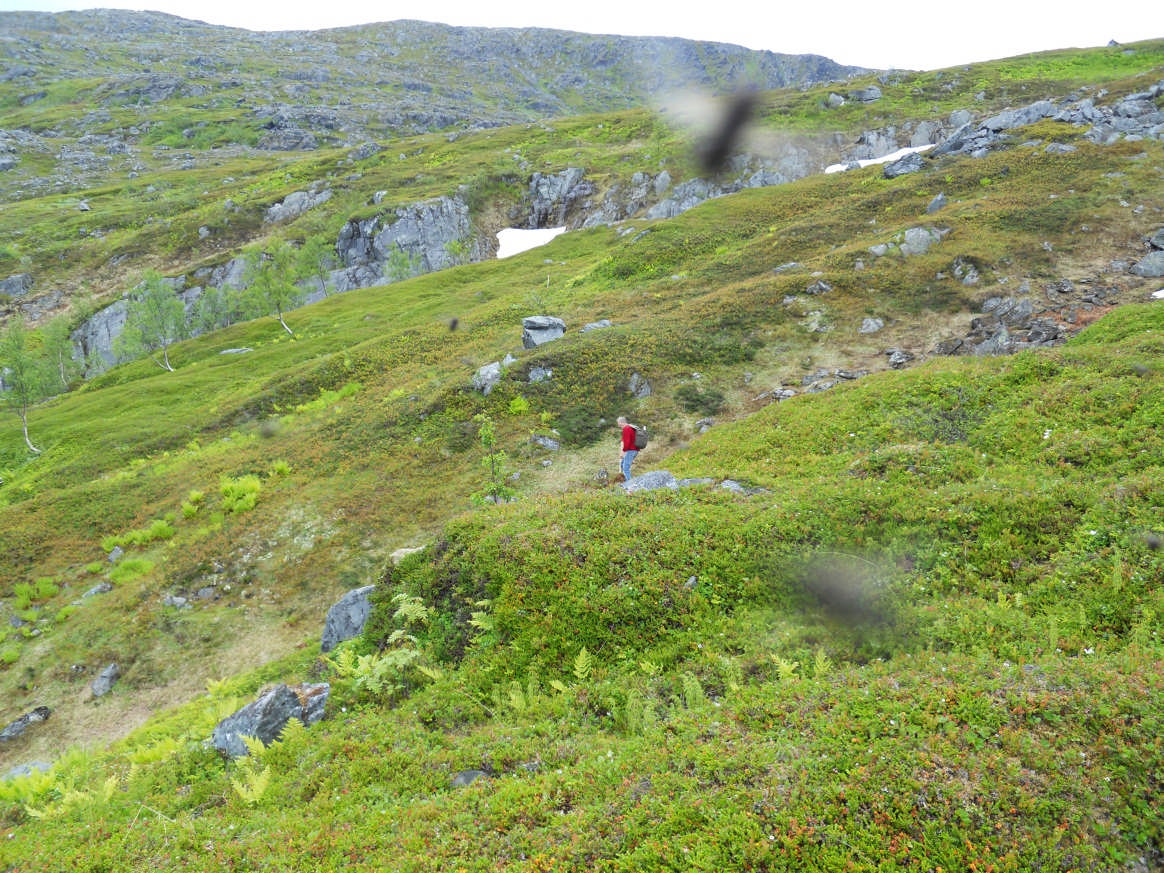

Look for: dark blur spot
[449,317,459,332]
[1147,533,1162,551]
[801,554,890,629]
[698,89,756,175]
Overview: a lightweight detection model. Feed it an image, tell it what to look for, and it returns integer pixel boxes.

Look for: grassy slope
[0,40,1163,871]
[2,303,1161,871]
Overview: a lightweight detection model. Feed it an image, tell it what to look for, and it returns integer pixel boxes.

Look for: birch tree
[297,236,336,298]
[39,315,82,390]
[115,270,188,371]
[0,315,50,454]
[244,243,305,337]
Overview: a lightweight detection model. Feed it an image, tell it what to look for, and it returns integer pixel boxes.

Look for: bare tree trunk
[20,411,41,454]
[148,354,173,371]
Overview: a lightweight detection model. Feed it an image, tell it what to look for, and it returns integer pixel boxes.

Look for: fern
[326,642,419,700]
[0,766,55,808]
[326,646,358,678]
[241,734,268,759]
[416,664,445,682]
[680,672,706,709]
[638,659,662,677]
[719,655,744,695]
[278,716,307,746]
[469,607,495,633]
[813,648,834,678]
[525,674,541,706]
[230,762,271,807]
[623,689,658,736]
[127,735,182,765]
[508,680,527,712]
[573,646,593,681]
[205,676,234,698]
[773,656,800,683]
[354,653,393,695]
[100,774,119,804]
[392,592,431,626]
[230,734,275,806]
[6,767,54,801]
[386,627,419,648]
[22,776,96,820]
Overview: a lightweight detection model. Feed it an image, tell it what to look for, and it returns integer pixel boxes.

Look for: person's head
[616,416,628,427]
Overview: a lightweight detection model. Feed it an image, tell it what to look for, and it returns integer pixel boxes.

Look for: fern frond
[507,680,526,712]
[241,734,267,759]
[230,764,271,807]
[0,766,55,805]
[325,645,358,677]
[719,656,744,695]
[210,697,245,722]
[277,717,306,746]
[813,648,834,678]
[469,610,494,632]
[774,656,800,683]
[127,735,182,765]
[391,592,431,626]
[573,646,592,681]
[205,676,232,698]
[386,627,418,647]
[624,689,645,735]
[680,672,706,709]
[58,787,92,814]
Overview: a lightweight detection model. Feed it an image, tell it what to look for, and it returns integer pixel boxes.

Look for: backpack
[633,425,648,450]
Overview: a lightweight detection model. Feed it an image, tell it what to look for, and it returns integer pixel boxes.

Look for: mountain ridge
[0,10,864,142]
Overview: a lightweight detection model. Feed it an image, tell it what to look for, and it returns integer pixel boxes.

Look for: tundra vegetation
[0,24,1162,871]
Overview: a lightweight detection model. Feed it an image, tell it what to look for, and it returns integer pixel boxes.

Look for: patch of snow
[1153,288,1164,299]
[826,144,935,174]
[497,227,567,259]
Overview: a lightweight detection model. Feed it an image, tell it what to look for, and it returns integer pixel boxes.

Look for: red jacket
[621,424,637,452]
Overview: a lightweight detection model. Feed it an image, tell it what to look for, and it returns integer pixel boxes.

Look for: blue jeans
[621,450,638,481]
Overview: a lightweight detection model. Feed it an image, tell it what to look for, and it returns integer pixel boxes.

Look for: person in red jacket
[617,416,638,482]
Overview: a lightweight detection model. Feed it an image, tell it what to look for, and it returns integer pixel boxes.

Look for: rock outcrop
[1132,228,1164,278]
[90,663,121,698]
[335,194,483,290]
[933,280,1124,358]
[521,316,566,349]
[320,585,376,653]
[0,706,51,743]
[211,683,330,758]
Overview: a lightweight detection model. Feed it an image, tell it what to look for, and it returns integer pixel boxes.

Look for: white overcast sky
[3,0,1159,71]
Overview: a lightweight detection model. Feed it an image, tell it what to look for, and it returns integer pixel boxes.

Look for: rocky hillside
[0,21,1163,871]
[0,9,860,180]
[4,17,1161,376]
[1,8,1163,798]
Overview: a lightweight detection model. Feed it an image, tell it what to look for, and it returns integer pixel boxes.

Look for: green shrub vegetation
[0,36,1162,872]
[219,475,262,514]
